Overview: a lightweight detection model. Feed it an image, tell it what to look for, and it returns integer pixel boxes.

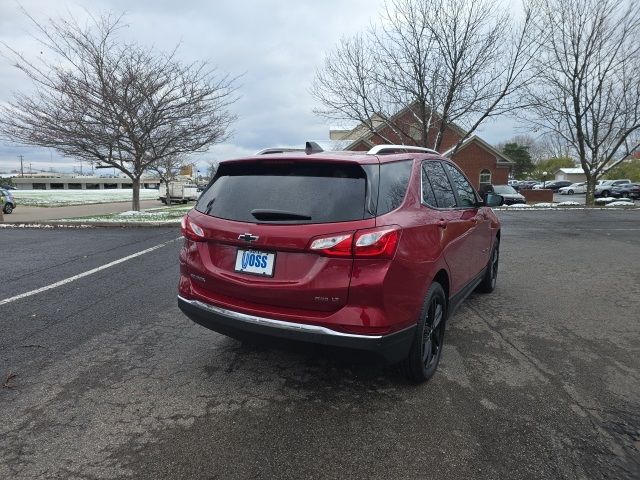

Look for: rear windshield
[196,161,368,224]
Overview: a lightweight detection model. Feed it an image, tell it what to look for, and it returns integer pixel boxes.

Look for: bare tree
[150,155,188,206]
[206,160,219,181]
[535,132,575,163]
[523,0,640,204]
[0,12,238,210]
[312,0,537,153]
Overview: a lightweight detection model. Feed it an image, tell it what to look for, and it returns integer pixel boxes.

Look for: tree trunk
[132,177,141,211]
[165,181,172,206]
[585,175,596,206]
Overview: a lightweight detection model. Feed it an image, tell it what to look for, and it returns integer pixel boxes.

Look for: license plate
[234,249,275,277]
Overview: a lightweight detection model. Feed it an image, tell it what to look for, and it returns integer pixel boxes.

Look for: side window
[422,161,457,209]
[377,160,413,215]
[443,162,477,208]
[421,163,437,207]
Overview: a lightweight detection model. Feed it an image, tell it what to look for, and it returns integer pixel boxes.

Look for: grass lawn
[13,189,161,207]
[55,205,192,223]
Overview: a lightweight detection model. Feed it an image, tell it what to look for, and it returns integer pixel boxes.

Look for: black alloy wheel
[421,296,445,372]
[477,242,499,294]
[401,282,447,383]
[3,203,13,214]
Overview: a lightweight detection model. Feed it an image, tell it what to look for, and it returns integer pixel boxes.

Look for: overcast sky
[0,0,517,174]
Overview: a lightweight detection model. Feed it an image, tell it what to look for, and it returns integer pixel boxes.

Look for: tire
[476,241,499,294]
[602,190,610,197]
[401,282,447,384]
[622,192,629,198]
[3,203,13,214]
[567,189,573,195]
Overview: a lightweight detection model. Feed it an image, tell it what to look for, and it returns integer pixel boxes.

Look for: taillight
[308,226,401,259]
[309,233,353,257]
[181,216,206,242]
[353,226,400,258]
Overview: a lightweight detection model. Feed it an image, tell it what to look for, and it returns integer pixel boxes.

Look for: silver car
[0,188,16,214]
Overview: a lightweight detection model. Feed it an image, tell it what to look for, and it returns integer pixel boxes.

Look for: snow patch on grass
[532,203,555,208]
[54,205,190,223]
[594,197,617,204]
[605,201,634,207]
[504,203,532,208]
[13,189,160,207]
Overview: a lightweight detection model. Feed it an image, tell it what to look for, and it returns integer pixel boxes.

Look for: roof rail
[255,147,305,155]
[255,142,325,156]
[367,145,439,155]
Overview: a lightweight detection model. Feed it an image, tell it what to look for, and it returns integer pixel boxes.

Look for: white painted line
[0,237,182,306]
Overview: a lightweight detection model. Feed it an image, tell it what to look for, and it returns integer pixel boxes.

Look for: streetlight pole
[18,155,24,177]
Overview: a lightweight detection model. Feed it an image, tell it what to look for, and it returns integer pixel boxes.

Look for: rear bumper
[178,296,415,363]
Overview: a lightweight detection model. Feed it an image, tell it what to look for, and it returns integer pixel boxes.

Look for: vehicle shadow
[203,334,414,391]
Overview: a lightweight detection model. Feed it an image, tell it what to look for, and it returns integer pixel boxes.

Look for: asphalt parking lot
[1,210,639,479]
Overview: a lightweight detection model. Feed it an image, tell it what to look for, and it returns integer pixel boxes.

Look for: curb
[0,221,180,229]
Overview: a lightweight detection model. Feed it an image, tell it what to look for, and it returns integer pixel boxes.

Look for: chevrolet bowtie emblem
[238,233,259,242]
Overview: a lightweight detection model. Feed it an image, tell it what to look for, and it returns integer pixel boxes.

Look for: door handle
[438,219,448,229]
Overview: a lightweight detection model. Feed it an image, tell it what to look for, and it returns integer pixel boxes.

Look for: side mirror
[485,193,504,207]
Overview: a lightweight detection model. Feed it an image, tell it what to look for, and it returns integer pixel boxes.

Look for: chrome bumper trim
[178,296,390,340]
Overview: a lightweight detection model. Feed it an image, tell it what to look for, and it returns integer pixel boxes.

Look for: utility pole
[18,155,24,177]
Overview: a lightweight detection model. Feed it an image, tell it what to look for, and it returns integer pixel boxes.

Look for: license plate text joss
[241,251,268,269]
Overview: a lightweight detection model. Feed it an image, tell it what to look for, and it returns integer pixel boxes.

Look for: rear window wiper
[250,209,312,221]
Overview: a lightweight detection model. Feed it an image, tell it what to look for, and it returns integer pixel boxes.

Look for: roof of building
[555,168,584,174]
[441,135,515,165]
[338,102,468,151]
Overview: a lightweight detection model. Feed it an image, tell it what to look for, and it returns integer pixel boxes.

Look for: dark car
[537,180,573,192]
[0,184,16,190]
[492,185,527,205]
[0,188,16,214]
[611,183,640,199]
[517,180,540,190]
[178,143,503,383]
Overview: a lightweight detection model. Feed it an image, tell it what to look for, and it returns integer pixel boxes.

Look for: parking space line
[0,237,182,306]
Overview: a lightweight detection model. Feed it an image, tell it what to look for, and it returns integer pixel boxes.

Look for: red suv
[178,144,503,382]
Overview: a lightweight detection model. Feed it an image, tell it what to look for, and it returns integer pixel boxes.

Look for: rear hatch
[186,158,377,313]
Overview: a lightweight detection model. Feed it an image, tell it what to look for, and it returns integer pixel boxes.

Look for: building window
[479,169,492,186]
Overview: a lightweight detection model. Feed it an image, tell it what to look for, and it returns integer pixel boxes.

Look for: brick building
[330,107,513,189]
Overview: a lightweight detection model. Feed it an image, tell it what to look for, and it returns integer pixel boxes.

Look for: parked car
[595,179,631,197]
[558,182,587,195]
[178,143,503,383]
[491,184,526,205]
[533,180,573,192]
[610,183,640,199]
[507,179,520,188]
[0,184,16,190]
[0,188,16,214]
[517,180,540,190]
